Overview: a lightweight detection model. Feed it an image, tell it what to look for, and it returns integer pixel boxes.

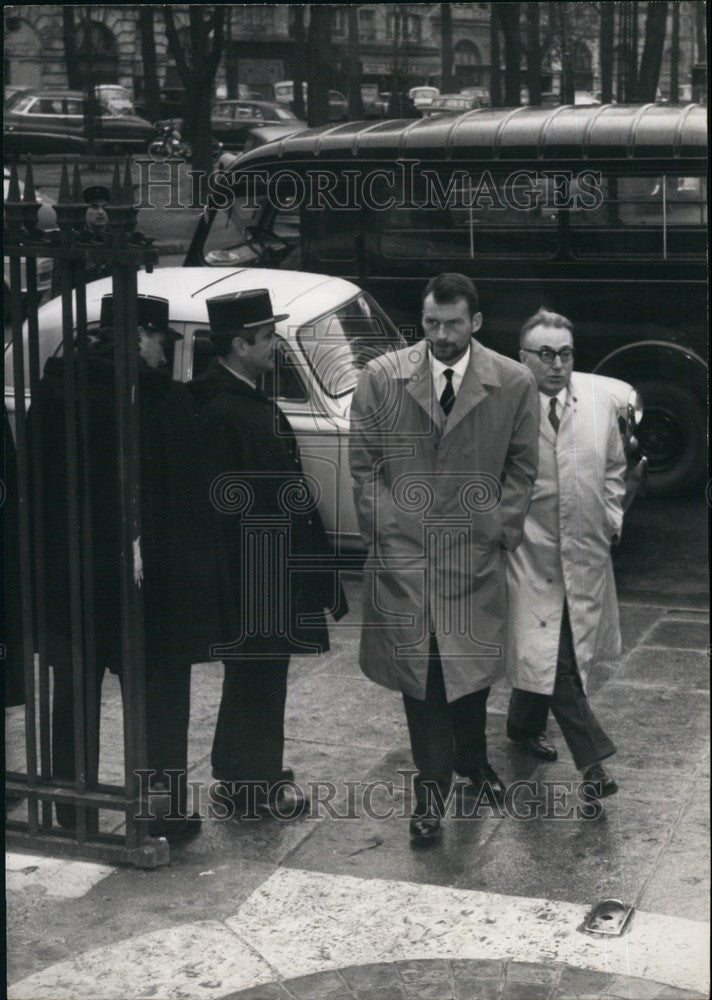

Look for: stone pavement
[5,497,710,999]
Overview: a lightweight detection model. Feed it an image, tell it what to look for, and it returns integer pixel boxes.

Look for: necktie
[548,396,560,434]
[439,368,455,416]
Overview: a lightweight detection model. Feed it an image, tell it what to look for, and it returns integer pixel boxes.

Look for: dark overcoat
[190,359,345,658]
[36,350,223,673]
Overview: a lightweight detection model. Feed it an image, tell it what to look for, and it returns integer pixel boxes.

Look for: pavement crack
[347,836,384,856]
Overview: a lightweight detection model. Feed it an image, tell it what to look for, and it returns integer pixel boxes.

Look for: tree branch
[163,8,191,90]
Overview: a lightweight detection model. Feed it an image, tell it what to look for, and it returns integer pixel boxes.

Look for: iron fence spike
[7,161,22,203]
[23,159,37,203]
[57,160,71,204]
[72,162,83,203]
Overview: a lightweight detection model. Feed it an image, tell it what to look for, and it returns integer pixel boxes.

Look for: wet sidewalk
[5,496,711,999]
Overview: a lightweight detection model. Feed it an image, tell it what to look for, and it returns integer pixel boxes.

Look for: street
[5,494,710,999]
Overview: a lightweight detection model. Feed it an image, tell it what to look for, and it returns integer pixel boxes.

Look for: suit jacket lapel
[442,340,495,437]
[404,341,443,433]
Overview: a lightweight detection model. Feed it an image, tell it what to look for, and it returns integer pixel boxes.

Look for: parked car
[95,84,135,115]
[4,88,156,154]
[273,81,349,122]
[5,268,405,548]
[424,93,486,116]
[3,166,55,323]
[185,104,707,497]
[215,121,310,174]
[408,86,439,110]
[211,99,303,151]
[362,92,392,119]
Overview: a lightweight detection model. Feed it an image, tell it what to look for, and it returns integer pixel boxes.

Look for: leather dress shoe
[582,762,618,800]
[409,814,442,845]
[467,764,506,805]
[510,733,558,762]
[256,775,310,818]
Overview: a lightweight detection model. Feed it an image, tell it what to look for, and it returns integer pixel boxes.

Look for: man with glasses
[506,308,625,802]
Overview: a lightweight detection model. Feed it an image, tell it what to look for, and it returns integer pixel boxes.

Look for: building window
[359,9,377,43]
[332,9,347,39]
[407,15,422,42]
[454,40,481,87]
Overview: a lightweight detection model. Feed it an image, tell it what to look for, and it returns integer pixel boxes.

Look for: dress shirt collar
[429,344,471,388]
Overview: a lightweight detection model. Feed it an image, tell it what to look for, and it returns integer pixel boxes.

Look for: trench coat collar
[404,339,501,436]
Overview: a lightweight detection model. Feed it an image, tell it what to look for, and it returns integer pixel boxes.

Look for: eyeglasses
[522,347,574,366]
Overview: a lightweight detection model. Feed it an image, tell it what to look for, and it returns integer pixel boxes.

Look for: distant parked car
[4,88,155,154]
[211,99,303,151]
[362,92,392,119]
[95,84,135,115]
[408,86,439,110]
[273,81,348,122]
[215,121,309,173]
[424,93,486,117]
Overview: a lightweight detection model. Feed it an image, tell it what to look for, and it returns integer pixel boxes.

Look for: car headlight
[627,389,643,428]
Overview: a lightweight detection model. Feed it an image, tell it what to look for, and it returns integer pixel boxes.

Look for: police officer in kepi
[190,289,347,818]
[50,184,113,298]
[36,294,223,842]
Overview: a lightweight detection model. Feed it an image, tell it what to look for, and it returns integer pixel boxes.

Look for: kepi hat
[98,295,183,340]
[206,289,288,336]
[83,185,111,205]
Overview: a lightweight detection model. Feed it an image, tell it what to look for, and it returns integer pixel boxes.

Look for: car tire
[635,380,706,497]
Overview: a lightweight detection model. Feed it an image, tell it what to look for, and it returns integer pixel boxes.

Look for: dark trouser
[211,656,290,792]
[52,656,192,828]
[402,634,490,817]
[507,602,616,772]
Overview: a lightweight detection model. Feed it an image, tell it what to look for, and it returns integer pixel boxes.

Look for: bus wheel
[636,380,705,497]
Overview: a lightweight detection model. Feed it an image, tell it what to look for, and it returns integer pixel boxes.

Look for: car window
[296,293,404,398]
[275,107,297,121]
[213,103,232,117]
[64,99,84,116]
[29,98,64,115]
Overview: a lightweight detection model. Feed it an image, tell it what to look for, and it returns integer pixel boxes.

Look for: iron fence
[4,156,169,867]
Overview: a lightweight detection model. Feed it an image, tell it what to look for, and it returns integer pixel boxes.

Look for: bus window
[570,174,707,259]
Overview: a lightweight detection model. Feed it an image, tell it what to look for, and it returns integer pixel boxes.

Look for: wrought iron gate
[4,156,169,867]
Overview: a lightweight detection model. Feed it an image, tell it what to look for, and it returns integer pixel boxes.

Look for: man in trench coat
[190,289,346,818]
[350,273,539,843]
[505,308,625,799]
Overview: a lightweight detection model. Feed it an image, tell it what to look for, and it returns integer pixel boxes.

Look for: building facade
[3,4,704,107]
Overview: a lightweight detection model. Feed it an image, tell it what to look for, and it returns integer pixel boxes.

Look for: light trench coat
[350,339,539,702]
[505,372,626,695]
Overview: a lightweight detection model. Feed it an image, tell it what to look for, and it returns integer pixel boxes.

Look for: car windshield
[296,293,404,398]
[275,107,298,120]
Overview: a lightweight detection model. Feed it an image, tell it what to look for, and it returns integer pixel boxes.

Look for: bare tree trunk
[600,2,615,103]
[139,7,160,122]
[554,2,575,104]
[669,1,680,103]
[164,7,225,181]
[347,6,363,118]
[526,2,542,105]
[307,5,332,125]
[225,7,239,99]
[627,1,640,101]
[63,8,81,90]
[290,5,307,119]
[498,2,522,105]
[440,4,455,93]
[490,5,502,107]
[694,1,706,62]
[637,0,668,102]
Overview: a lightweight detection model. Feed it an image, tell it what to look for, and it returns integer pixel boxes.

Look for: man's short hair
[519,308,574,347]
[211,327,259,357]
[422,273,480,318]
